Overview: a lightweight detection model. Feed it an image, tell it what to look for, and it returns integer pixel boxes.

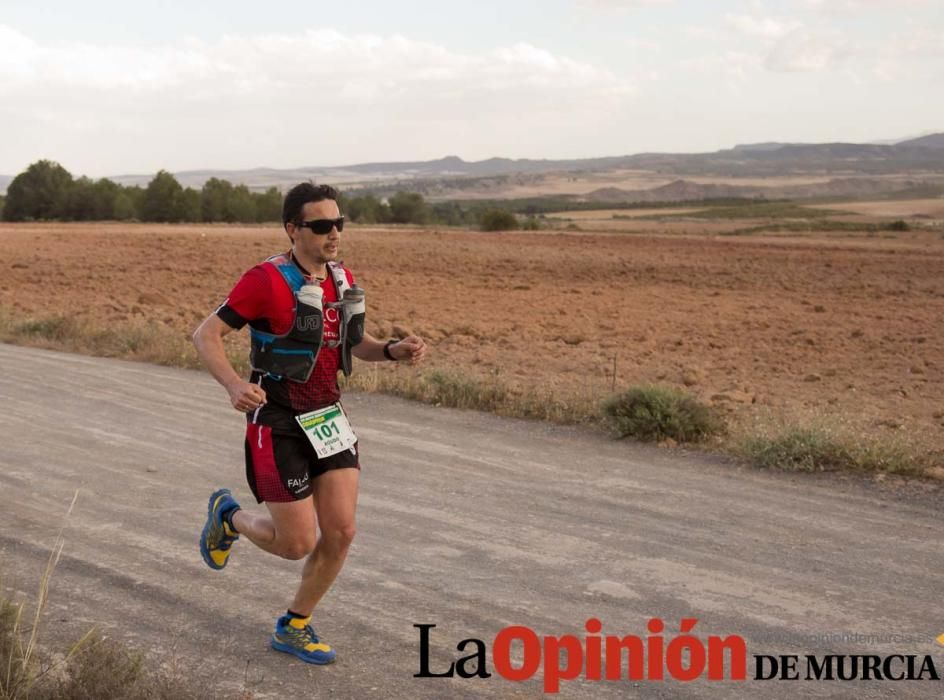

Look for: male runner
[193,182,426,664]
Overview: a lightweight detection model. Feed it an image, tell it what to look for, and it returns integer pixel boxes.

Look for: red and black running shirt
[216,255,356,421]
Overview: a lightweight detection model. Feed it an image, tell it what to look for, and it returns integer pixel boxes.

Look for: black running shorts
[244,414,359,503]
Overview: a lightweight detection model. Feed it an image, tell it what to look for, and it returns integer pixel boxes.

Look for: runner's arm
[351,332,427,364]
[192,314,267,410]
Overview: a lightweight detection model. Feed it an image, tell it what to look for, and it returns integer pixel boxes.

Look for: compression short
[244,419,359,503]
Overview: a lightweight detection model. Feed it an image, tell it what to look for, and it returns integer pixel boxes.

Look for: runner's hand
[390,335,428,365]
[226,381,267,412]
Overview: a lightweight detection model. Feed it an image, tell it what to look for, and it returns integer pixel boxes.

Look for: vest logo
[295,315,322,332]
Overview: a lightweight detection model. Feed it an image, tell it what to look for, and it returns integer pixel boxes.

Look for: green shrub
[601,385,721,442]
[479,209,519,231]
[520,216,541,231]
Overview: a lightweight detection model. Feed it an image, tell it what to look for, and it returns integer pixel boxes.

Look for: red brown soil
[2,222,942,457]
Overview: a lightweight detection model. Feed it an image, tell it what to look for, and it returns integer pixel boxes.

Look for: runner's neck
[290,250,327,282]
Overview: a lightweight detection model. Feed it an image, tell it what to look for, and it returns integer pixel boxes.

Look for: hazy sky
[1,0,941,176]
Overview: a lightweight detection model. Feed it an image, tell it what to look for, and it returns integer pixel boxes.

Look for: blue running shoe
[271,614,336,664]
[200,488,240,570]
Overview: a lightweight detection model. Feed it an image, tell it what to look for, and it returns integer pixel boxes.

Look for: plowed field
[2,222,942,461]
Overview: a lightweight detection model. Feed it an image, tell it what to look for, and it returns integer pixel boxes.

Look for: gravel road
[0,344,940,699]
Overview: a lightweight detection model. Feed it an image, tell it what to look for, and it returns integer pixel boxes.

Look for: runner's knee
[322,523,356,553]
[278,534,316,560]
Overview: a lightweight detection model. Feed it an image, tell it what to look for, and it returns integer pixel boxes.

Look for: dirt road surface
[1,344,941,699]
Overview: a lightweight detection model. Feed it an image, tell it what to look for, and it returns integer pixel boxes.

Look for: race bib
[295,403,357,459]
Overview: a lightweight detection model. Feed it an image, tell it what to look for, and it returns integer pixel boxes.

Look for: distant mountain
[897,133,944,149]
[101,134,943,192]
[731,142,798,152]
[584,177,931,203]
[0,175,12,192]
[2,133,942,196]
[870,130,944,146]
[106,154,628,190]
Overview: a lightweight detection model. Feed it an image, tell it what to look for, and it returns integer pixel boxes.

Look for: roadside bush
[741,428,850,472]
[520,216,542,230]
[601,385,722,442]
[740,427,924,474]
[885,219,910,231]
[479,208,518,231]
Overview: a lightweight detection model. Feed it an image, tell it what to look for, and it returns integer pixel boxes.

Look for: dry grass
[0,308,939,477]
[343,364,597,425]
[0,311,248,375]
[730,413,935,476]
[0,492,202,700]
[739,428,925,475]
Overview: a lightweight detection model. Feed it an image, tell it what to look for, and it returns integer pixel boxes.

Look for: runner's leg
[289,467,359,616]
[233,499,317,560]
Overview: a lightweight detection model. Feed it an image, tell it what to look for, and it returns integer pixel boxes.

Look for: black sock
[287,609,309,620]
[222,506,240,534]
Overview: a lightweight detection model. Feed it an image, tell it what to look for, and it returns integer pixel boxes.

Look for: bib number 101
[313,422,341,441]
[295,403,357,459]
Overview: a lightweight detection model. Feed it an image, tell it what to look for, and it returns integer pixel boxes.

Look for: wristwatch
[383,339,397,361]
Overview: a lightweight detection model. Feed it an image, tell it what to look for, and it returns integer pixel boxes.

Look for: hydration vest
[249,253,354,383]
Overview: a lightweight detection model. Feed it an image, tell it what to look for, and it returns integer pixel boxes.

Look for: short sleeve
[215,266,272,329]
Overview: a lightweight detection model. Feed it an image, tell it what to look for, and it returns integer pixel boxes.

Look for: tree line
[1,160,281,223]
[0,159,536,230]
[345,191,535,230]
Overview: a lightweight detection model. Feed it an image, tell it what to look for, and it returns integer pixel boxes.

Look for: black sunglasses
[297,216,344,234]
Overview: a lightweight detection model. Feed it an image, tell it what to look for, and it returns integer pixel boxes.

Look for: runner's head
[283,183,343,266]
[283,182,340,232]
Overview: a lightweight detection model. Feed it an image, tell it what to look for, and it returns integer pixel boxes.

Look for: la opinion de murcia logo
[413,618,943,694]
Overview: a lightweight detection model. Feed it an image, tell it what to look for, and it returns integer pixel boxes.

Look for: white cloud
[681,51,761,80]
[624,37,661,50]
[683,25,721,39]
[0,27,629,96]
[765,28,853,71]
[725,14,802,39]
[893,28,944,57]
[578,0,674,8]
[798,0,932,13]
[0,25,637,173]
[859,28,944,81]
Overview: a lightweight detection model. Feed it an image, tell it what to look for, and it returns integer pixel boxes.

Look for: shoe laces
[281,622,320,646]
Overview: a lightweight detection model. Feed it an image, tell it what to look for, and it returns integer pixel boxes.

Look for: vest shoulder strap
[264,253,306,294]
[327,261,351,298]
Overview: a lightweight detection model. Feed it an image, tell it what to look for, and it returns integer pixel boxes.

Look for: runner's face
[291,199,342,264]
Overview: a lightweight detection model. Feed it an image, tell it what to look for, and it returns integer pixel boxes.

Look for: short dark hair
[282,182,340,227]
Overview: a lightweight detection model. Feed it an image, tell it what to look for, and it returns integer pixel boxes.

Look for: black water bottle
[342,285,365,346]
